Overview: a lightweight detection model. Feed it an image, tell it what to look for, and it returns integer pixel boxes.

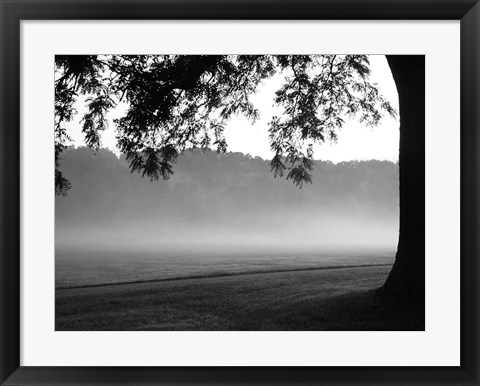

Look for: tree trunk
[383,56,425,300]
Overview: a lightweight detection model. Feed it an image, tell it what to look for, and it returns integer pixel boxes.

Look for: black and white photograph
[54,54,425,331]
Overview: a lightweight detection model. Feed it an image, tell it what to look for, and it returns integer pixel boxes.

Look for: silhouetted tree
[55,55,395,190]
[55,55,424,300]
[382,56,424,300]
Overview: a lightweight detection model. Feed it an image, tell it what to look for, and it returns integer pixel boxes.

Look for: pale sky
[64,55,399,163]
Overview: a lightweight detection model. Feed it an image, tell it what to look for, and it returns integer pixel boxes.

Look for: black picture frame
[1,1,478,385]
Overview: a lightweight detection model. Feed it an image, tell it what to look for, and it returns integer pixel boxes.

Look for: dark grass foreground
[56,265,424,331]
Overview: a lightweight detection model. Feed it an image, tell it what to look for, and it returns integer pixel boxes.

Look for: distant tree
[55,55,424,301]
[57,146,398,216]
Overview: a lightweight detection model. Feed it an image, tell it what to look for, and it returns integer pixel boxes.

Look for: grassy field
[56,264,424,331]
[55,245,395,289]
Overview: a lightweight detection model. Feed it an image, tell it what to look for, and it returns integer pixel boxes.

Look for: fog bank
[56,147,399,252]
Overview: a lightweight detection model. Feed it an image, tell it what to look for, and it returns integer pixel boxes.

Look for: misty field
[55,246,423,331]
[56,245,394,289]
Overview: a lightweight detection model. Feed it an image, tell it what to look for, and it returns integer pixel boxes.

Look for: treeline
[55,147,399,248]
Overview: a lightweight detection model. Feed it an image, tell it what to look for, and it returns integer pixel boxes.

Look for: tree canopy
[55,55,396,195]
